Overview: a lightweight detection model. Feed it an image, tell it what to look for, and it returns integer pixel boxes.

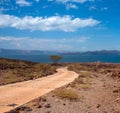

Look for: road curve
[0,67,78,113]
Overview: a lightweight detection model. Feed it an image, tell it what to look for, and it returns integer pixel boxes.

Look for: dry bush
[74,83,90,89]
[79,71,92,77]
[67,63,91,73]
[54,88,80,100]
[69,71,92,90]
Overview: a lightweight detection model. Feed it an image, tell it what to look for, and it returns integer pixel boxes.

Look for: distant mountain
[84,50,120,55]
[0,49,120,55]
[62,50,120,55]
[0,48,59,55]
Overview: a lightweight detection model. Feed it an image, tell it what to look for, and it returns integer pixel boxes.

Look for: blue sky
[0,0,120,51]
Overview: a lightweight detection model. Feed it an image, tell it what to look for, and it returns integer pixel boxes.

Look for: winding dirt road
[0,67,78,113]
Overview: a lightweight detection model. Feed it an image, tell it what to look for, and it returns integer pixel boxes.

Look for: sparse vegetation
[68,62,120,78]
[67,63,92,73]
[54,88,80,100]
[69,71,92,90]
[79,71,92,77]
[74,83,90,89]
[5,62,120,113]
[0,58,57,85]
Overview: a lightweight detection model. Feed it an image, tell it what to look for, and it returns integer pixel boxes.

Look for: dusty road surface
[0,67,78,113]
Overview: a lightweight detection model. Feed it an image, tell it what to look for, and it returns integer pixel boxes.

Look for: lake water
[0,54,120,63]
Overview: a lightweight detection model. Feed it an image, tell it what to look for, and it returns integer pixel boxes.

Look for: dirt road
[12,70,120,113]
[0,67,78,113]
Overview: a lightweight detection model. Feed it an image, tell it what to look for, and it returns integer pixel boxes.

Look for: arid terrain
[0,58,57,85]
[0,67,78,113]
[0,59,120,113]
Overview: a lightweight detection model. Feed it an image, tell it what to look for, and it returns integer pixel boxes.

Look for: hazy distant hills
[84,50,120,55]
[64,50,120,55]
[0,48,57,55]
[0,48,120,55]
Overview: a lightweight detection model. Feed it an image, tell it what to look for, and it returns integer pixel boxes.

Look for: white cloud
[0,14,100,32]
[89,6,97,10]
[101,7,108,11]
[55,0,95,11]
[35,0,40,2]
[89,6,108,11]
[66,3,78,9]
[0,36,89,51]
[56,0,94,3]
[77,37,89,42]
[16,0,32,7]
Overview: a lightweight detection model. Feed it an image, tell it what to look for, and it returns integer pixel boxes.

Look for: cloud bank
[0,36,89,51]
[0,14,100,32]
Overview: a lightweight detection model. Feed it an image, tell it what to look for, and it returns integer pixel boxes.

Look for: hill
[63,50,120,55]
[0,48,58,55]
[0,58,57,85]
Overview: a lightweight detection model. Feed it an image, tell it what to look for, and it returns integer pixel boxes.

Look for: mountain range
[0,48,120,55]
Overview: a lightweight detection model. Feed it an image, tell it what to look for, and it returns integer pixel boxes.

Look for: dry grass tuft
[67,63,91,73]
[79,71,92,77]
[74,83,90,89]
[54,88,80,100]
[69,71,92,90]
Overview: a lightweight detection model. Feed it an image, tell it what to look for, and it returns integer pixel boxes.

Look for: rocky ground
[7,63,120,113]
